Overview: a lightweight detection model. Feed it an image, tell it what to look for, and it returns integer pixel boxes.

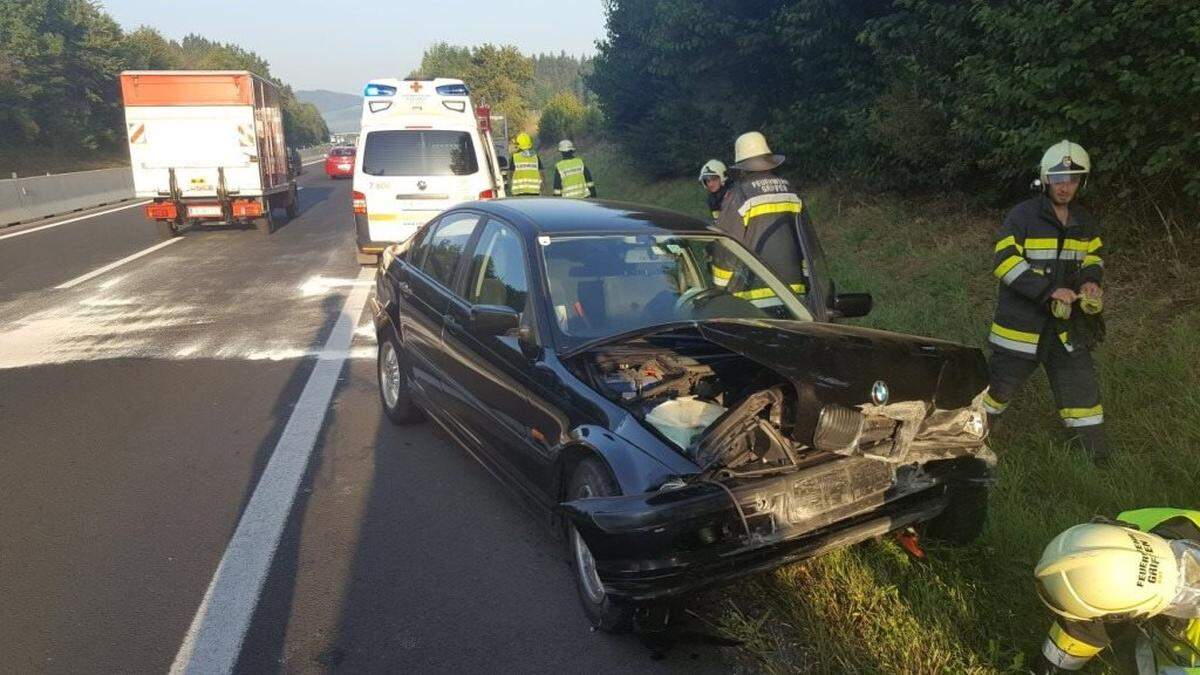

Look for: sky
[101,0,608,93]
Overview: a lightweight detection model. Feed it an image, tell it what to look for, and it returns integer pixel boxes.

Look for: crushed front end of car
[561,319,996,602]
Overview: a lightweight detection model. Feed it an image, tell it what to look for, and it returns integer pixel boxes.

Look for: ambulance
[352,78,506,264]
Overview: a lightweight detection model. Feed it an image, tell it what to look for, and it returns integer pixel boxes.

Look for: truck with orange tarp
[120,70,300,237]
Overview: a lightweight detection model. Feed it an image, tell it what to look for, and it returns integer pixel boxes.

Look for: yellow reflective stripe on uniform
[1087,237,1102,253]
[1059,405,1103,420]
[1082,254,1103,268]
[790,282,806,294]
[1025,238,1059,250]
[733,287,779,301]
[995,235,1024,253]
[991,323,1039,344]
[1049,622,1105,658]
[1060,405,1104,427]
[995,255,1029,282]
[712,266,732,280]
[982,391,1007,414]
[742,201,801,226]
[1062,239,1091,252]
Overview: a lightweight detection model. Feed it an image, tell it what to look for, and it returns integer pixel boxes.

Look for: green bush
[537,91,604,148]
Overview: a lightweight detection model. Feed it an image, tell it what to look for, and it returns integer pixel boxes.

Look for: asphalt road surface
[0,167,735,674]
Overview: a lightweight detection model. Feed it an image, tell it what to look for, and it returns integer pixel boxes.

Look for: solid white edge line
[170,267,374,675]
[0,200,151,241]
[54,237,183,290]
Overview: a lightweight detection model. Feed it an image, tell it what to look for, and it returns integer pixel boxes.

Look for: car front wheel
[567,458,633,632]
[377,337,422,425]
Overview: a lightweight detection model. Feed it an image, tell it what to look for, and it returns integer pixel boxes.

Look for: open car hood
[568,319,989,444]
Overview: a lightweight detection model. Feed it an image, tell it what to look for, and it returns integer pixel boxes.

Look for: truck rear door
[127,105,261,199]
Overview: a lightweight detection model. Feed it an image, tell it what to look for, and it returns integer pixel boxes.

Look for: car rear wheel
[377,337,422,425]
[567,458,633,633]
[925,481,988,545]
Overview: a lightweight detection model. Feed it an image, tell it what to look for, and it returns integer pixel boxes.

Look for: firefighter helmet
[1040,140,1091,185]
[516,132,533,151]
[1034,523,1179,621]
[732,132,784,172]
[699,159,727,185]
[558,139,575,153]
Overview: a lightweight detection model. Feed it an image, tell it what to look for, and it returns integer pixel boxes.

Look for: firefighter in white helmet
[698,159,729,221]
[1033,509,1200,673]
[552,139,596,198]
[984,139,1110,464]
[711,132,809,306]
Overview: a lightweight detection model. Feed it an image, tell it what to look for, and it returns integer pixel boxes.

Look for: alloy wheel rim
[572,485,605,604]
[381,343,401,408]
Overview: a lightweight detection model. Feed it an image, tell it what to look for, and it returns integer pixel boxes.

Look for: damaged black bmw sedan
[371,198,995,631]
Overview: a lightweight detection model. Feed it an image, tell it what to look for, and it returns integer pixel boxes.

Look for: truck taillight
[145,202,178,220]
[352,191,367,214]
[478,189,495,199]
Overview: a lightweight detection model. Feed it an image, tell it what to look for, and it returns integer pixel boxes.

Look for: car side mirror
[469,305,520,335]
[833,293,873,318]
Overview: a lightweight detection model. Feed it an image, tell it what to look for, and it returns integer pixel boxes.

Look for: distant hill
[296,89,361,133]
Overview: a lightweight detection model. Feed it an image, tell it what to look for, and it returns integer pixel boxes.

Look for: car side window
[465,219,530,317]
[407,219,439,269]
[417,212,481,288]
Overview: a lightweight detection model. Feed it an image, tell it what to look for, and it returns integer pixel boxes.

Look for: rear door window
[417,212,481,289]
[362,130,478,176]
[331,147,355,157]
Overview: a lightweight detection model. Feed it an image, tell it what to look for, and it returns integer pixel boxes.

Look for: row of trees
[0,0,328,160]
[410,43,601,150]
[590,0,1200,209]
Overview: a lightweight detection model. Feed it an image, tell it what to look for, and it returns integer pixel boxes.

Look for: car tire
[567,458,634,633]
[377,337,422,425]
[925,481,988,545]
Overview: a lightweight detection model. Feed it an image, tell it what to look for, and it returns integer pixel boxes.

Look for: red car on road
[325,146,356,179]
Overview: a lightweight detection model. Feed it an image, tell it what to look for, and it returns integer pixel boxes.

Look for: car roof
[460,198,718,236]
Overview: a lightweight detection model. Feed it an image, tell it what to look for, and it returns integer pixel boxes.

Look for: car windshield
[540,234,812,349]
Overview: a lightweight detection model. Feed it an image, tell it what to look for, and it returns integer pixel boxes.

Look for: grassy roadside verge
[583,142,1200,673]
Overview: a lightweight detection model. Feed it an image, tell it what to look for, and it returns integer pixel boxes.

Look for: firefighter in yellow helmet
[1033,509,1200,674]
[698,159,729,221]
[509,132,544,196]
[984,140,1110,464]
[711,132,809,308]
[552,139,596,198]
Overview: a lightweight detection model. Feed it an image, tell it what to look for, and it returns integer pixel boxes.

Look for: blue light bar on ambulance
[435,83,469,96]
[364,83,397,97]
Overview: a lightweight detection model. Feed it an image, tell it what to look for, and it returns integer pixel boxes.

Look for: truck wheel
[567,458,634,633]
[156,219,178,239]
[378,337,423,425]
[285,185,299,219]
[257,205,274,234]
[925,481,989,545]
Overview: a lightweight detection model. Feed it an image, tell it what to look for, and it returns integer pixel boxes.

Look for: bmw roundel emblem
[871,380,890,406]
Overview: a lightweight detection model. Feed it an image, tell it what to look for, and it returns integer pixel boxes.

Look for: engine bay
[574,338,805,476]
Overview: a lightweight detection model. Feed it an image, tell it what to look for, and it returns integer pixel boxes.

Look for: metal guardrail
[0,145,330,227]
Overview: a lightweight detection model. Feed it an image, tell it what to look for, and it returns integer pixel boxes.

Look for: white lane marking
[0,200,151,241]
[301,157,326,166]
[54,237,182,290]
[170,267,374,675]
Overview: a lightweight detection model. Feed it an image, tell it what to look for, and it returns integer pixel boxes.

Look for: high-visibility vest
[510,151,541,195]
[556,157,589,199]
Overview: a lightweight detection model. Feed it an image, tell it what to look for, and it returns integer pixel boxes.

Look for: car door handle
[443,313,459,329]
[397,281,412,295]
